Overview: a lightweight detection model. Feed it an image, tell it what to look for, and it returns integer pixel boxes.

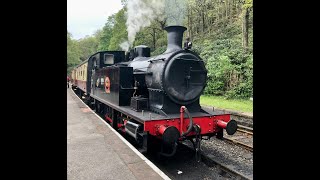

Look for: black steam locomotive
[71,26,237,159]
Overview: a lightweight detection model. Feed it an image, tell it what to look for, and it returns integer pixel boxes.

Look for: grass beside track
[200,95,253,113]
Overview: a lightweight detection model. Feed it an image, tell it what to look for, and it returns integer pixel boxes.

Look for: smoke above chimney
[126,0,165,45]
[123,0,187,48]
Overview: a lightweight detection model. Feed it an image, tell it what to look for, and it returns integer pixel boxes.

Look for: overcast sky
[67,0,123,40]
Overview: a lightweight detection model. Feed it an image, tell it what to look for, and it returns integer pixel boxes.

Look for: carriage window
[104,54,114,64]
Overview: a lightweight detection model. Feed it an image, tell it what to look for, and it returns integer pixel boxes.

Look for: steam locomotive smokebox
[130,96,149,111]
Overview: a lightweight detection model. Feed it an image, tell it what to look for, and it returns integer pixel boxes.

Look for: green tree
[242,0,253,51]
[67,31,80,74]
[133,20,166,51]
[108,8,128,50]
[77,35,99,61]
[83,0,253,99]
[98,15,115,51]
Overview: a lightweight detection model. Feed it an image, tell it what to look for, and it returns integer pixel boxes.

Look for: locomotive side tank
[128,26,207,114]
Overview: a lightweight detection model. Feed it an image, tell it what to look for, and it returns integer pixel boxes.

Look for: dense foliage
[67,31,80,74]
[67,0,253,99]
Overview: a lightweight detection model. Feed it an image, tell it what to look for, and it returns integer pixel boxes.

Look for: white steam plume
[126,0,165,45]
[124,0,187,48]
[120,41,130,52]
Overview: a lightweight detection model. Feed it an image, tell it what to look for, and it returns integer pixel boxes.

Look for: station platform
[67,88,170,180]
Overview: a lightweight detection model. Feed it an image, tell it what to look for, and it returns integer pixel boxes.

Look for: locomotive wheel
[84,96,92,106]
[158,141,178,159]
[111,109,118,129]
[95,101,101,114]
[78,90,82,98]
[83,96,89,105]
[88,98,95,109]
[144,136,160,154]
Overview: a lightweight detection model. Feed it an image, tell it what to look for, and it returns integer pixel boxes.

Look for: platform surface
[67,88,169,180]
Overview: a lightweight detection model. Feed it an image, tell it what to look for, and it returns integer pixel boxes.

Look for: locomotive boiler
[71,25,238,160]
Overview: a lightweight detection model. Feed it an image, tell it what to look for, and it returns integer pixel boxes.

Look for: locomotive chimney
[164,25,187,53]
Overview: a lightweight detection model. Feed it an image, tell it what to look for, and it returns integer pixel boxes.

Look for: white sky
[67,0,123,40]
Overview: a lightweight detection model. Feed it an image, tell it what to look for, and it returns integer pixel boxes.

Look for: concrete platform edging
[71,90,170,180]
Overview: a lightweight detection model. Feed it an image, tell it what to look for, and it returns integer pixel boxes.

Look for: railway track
[180,142,253,180]
[223,125,253,152]
[201,154,253,180]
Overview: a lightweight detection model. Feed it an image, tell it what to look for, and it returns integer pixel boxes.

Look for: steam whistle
[184,37,192,50]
